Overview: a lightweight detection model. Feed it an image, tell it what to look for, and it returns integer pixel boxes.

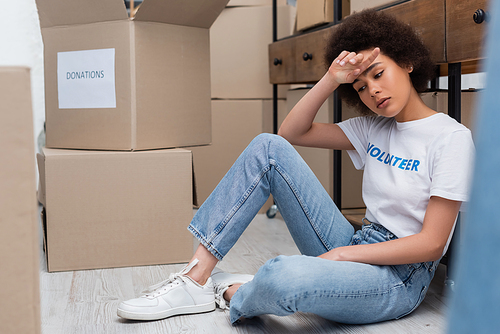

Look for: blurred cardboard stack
[35,0,228,272]
[0,67,41,333]
[190,0,296,212]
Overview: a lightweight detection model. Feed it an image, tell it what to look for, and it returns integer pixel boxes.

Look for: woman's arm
[278,48,380,150]
[318,196,462,265]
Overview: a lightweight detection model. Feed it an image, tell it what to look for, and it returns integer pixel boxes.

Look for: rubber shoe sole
[117,300,216,321]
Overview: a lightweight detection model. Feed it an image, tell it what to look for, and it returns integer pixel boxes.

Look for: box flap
[134,0,229,28]
[36,0,128,28]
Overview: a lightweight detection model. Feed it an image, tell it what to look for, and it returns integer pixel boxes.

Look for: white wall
[438,72,487,90]
[0,0,44,153]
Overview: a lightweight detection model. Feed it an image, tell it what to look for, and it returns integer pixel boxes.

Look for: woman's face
[352,50,414,120]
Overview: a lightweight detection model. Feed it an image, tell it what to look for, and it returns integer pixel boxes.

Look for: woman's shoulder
[431,112,471,131]
[428,113,475,152]
[404,112,472,137]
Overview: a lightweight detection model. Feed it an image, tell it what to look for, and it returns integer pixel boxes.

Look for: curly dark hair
[324,9,437,115]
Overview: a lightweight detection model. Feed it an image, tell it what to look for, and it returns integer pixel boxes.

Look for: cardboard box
[0,67,41,334]
[37,147,194,272]
[36,0,229,151]
[190,99,283,213]
[281,88,365,209]
[350,0,400,13]
[296,0,350,31]
[210,5,295,99]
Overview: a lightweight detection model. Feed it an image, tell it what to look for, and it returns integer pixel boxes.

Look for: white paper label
[57,48,116,109]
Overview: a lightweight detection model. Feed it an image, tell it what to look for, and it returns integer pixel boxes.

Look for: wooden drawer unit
[381,0,446,63]
[293,28,332,83]
[446,0,489,63]
[269,27,332,84]
[269,0,487,85]
[268,37,295,84]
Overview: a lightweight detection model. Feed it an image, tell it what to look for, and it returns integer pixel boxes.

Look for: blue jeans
[188,133,437,324]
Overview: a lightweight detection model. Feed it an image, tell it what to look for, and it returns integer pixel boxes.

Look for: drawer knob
[273,58,282,66]
[473,9,487,24]
[303,52,313,61]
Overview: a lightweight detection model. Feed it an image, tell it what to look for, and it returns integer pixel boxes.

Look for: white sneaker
[211,268,254,310]
[117,259,215,321]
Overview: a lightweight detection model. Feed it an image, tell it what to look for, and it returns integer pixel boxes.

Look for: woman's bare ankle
[185,244,219,285]
[223,283,242,302]
[186,266,209,285]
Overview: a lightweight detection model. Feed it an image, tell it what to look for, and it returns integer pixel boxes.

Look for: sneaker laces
[214,282,232,310]
[142,258,199,297]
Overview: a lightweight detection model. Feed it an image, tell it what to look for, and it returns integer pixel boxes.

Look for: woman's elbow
[277,128,293,142]
[428,242,446,262]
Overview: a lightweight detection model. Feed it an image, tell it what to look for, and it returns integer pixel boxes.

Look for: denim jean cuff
[229,306,244,324]
[187,225,224,261]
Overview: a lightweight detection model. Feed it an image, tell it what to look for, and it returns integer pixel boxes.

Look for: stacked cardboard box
[0,67,41,333]
[36,0,228,272]
[37,148,194,272]
[191,1,295,212]
[210,2,295,99]
[37,0,230,151]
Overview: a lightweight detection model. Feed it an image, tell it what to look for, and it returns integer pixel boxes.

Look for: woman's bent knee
[250,133,287,147]
[253,256,304,294]
[248,133,294,158]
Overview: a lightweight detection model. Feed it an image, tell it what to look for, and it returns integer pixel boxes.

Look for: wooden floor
[39,208,450,333]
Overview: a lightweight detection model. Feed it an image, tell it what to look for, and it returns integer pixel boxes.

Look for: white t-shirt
[338,113,475,249]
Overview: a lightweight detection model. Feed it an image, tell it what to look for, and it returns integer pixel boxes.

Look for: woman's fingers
[339,52,358,66]
[330,48,380,84]
[335,50,375,68]
[358,47,380,71]
[335,51,357,66]
[349,53,365,65]
[334,50,350,64]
